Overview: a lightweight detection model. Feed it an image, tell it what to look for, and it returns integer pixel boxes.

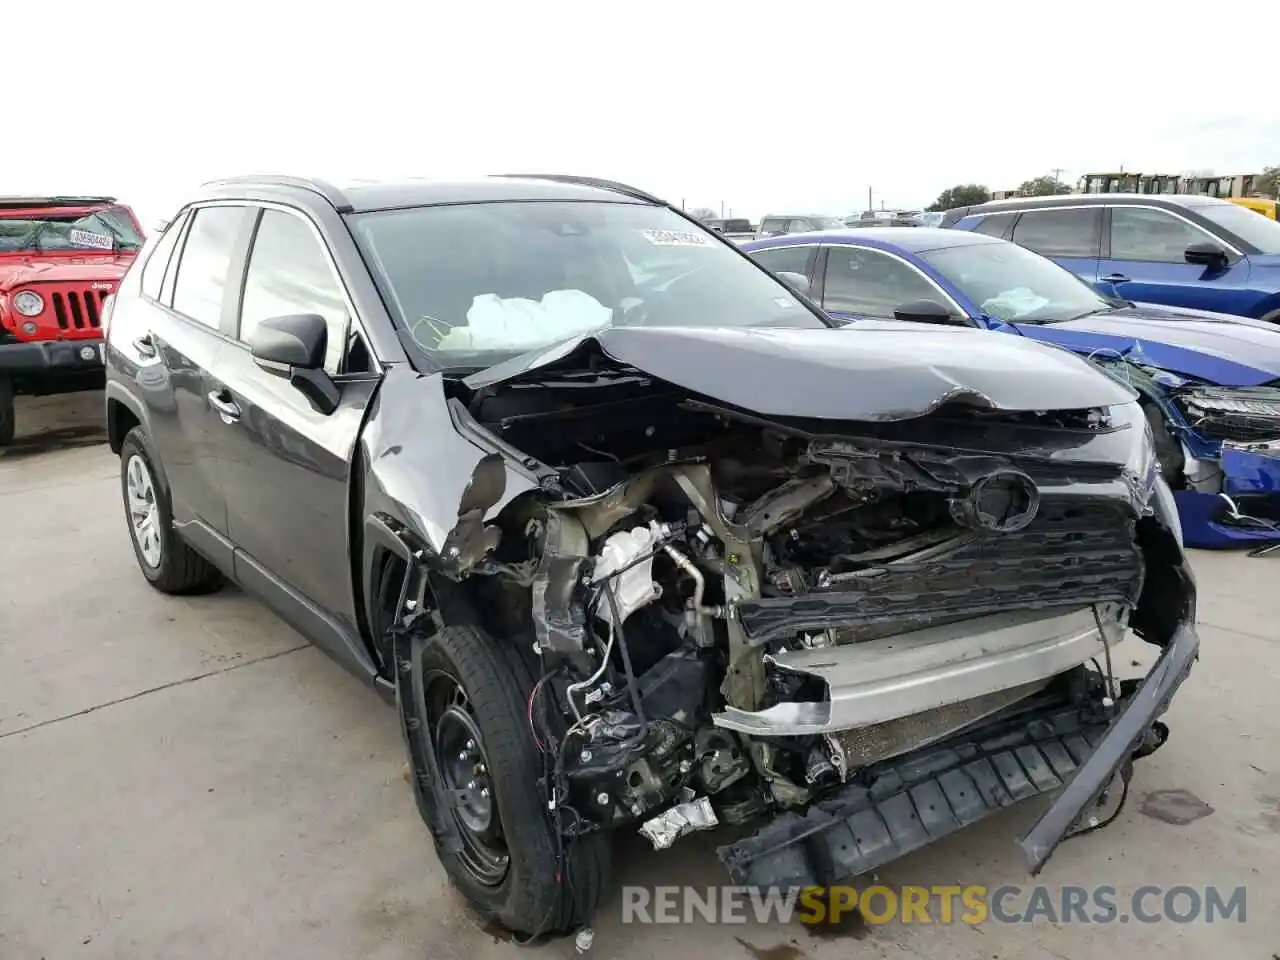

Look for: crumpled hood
[465,324,1137,421]
[1014,303,1280,386]
[0,254,135,289]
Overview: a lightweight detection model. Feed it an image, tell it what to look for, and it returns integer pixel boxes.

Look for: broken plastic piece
[639,796,719,850]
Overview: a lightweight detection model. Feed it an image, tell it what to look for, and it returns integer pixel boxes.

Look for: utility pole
[720,200,725,218]
[1049,167,1064,183]
[867,186,872,213]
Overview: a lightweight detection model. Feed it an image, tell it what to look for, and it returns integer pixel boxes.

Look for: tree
[688,207,719,221]
[1256,166,1280,198]
[1017,175,1073,197]
[926,184,991,212]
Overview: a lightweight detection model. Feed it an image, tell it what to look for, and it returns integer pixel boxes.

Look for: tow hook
[1133,720,1170,759]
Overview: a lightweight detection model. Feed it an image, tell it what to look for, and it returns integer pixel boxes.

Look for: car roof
[760,213,838,219]
[0,195,118,208]
[198,174,662,213]
[749,226,1001,254]
[956,192,1238,214]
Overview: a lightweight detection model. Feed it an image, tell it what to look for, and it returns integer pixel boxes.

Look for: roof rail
[200,174,353,213]
[0,195,118,208]
[496,173,664,206]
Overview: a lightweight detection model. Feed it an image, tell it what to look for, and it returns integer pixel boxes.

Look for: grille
[736,499,1144,645]
[51,288,110,331]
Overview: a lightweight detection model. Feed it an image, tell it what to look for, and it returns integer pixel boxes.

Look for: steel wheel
[428,672,510,886]
[125,453,163,568]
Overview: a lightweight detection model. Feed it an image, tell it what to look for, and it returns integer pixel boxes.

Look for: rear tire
[119,426,222,595]
[409,624,609,938]
[0,376,14,447]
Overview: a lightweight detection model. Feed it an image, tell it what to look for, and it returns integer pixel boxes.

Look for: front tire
[409,624,609,938]
[119,426,222,594]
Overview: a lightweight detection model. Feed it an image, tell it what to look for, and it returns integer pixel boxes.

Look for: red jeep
[0,196,144,444]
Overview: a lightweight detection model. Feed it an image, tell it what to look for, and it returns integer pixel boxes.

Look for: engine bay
[410,359,1167,847]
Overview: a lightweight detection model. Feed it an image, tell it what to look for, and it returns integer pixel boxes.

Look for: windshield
[920,240,1109,324]
[1191,201,1280,254]
[0,205,143,254]
[810,216,847,229]
[348,200,829,372]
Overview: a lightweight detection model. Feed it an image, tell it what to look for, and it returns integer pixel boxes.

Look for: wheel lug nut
[457,751,467,760]
[480,788,489,798]
[465,739,475,751]
[467,779,477,790]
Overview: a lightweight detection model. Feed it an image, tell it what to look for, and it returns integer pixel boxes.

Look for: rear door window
[758,218,789,236]
[170,206,256,329]
[1010,208,1101,258]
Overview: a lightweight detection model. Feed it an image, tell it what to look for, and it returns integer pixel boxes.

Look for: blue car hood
[1012,303,1280,386]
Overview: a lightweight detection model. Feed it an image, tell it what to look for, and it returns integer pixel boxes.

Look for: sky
[10,1,1279,226]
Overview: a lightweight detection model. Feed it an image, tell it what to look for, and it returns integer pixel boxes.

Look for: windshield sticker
[68,229,115,251]
[641,229,711,247]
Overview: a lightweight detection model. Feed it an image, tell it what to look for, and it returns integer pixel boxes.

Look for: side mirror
[1184,242,1229,268]
[248,313,340,415]
[777,271,811,296]
[892,298,966,325]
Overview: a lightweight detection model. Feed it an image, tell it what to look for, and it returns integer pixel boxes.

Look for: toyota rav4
[103,174,1199,941]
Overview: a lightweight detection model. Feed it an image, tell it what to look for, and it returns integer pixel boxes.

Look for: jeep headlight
[13,290,45,316]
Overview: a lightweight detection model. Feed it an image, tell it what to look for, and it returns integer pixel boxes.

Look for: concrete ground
[1,392,1277,960]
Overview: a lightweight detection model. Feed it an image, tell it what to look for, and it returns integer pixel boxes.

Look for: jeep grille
[51,288,111,330]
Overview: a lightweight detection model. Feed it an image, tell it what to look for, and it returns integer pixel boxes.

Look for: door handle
[133,334,157,358]
[1101,273,1130,284]
[207,389,241,422]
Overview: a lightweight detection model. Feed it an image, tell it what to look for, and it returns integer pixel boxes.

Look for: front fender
[358,368,544,585]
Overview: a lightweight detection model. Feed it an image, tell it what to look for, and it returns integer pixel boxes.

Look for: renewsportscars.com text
[620,884,1247,926]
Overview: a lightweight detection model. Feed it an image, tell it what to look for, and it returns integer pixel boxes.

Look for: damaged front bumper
[717,620,1199,888]
[1176,442,1280,548]
[714,605,1126,738]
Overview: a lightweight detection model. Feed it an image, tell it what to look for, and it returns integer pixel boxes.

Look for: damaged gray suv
[102,173,1200,940]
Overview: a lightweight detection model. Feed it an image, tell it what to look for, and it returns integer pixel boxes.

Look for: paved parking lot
[2,393,1278,960]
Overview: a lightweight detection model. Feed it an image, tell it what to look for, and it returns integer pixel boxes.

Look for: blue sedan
[742,227,1280,549]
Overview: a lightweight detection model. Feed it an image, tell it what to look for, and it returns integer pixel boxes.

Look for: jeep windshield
[347,200,831,373]
[919,240,1112,324]
[0,206,143,254]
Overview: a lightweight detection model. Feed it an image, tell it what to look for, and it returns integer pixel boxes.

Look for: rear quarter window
[139,210,190,301]
[971,212,1016,238]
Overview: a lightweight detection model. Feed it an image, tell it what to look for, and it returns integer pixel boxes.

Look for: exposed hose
[565,622,615,725]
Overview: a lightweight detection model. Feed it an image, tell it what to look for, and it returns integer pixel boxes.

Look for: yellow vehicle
[1231,197,1279,220]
